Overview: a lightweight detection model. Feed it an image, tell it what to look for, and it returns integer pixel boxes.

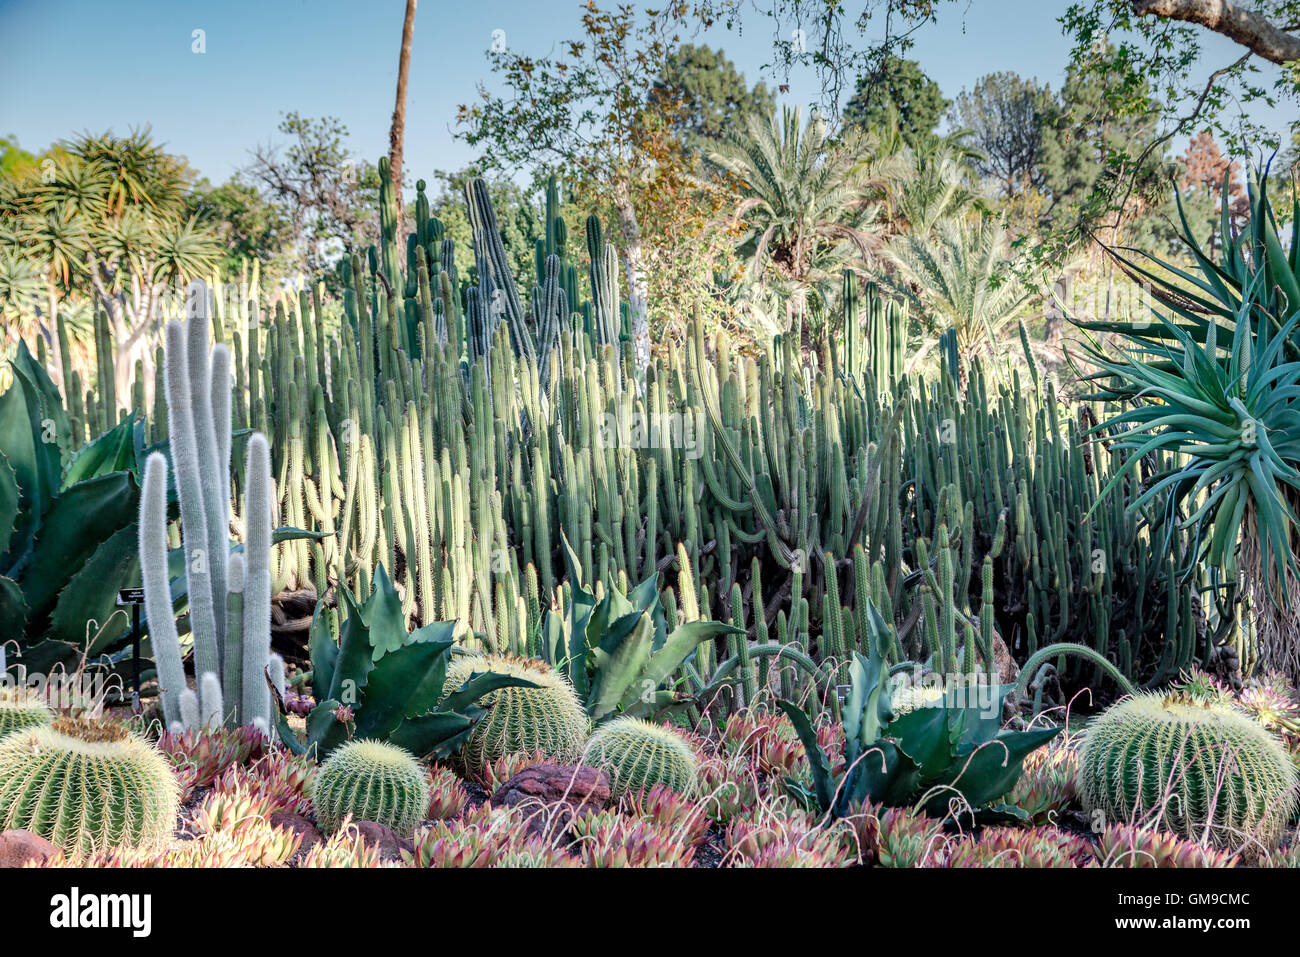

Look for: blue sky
[0,0,1292,190]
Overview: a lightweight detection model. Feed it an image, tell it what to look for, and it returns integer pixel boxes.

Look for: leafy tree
[843,55,949,149]
[653,44,775,146]
[247,113,381,275]
[950,72,1052,198]
[889,133,987,239]
[186,177,294,278]
[0,127,220,397]
[1037,53,1173,250]
[1175,130,1249,257]
[458,1,720,371]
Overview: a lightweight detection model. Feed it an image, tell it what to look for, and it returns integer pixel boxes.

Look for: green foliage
[583,716,699,797]
[311,739,430,835]
[778,612,1060,820]
[0,717,180,855]
[707,106,884,321]
[653,44,775,147]
[0,344,141,672]
[1080,693,1298,850]
[883,214,1032,368]
[287,566,533,760]
[844,56,949,150]
[544,536,744,723]
[443,653,589,776]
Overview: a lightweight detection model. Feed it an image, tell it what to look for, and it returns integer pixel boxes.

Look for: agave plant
[0,344,143,672]
[1078,169,1300,679]
[778,603,1060,821]
[285,565,535,759]
[541,536,743,723]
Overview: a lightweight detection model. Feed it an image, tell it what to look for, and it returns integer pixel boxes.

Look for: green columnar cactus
[583,717,699,798]
[0,689,53,738]
[311,739,430,836]
[443,655,588,776]
[1080,693,1298,851]
[0,717,180,855]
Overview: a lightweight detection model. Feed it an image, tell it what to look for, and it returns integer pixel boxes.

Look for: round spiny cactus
[443,654,588,776]
[0,717,179,855]
[0,689,53,738]
[311,739,431,836]
[1080,692,1298,851]
[583,717,699,798]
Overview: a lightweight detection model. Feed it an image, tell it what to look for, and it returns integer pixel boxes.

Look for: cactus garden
[2,0,1300,899]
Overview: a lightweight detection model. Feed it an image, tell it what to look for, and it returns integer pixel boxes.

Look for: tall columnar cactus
[1080,693,1299,851]
[311,739,430,836]
[139,280,276,732]
[582,717,699,798]
[0,717,180,855]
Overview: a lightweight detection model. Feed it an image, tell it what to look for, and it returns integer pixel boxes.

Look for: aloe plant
[284,565,534,759]
[1080,169,1300,680]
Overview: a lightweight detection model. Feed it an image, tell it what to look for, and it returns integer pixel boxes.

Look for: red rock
[491,763,611,809]
[491,764,611,840]
[350,820,413,862]
[0,829,57,868]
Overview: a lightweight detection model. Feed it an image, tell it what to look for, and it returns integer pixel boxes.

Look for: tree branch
[1131,0,1300,64]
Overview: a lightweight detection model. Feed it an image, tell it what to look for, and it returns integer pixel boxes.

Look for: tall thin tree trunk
[611,180,649,378]
[388,0,418,237]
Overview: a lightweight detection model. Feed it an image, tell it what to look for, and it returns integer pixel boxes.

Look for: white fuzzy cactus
[139,280,275,732]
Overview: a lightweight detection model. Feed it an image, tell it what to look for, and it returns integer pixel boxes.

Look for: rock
[491,763,611,810]
[491,764,611,840]
[269,812,322,860]
[992,634,1020,684]
[0,829,57,868]
[350,820,413,862]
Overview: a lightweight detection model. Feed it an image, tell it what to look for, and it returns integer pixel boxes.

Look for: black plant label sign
[116,588,146,606]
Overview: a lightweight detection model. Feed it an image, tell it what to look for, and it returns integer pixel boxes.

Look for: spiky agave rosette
[0,717,179,855]
[1080,692,1298,852]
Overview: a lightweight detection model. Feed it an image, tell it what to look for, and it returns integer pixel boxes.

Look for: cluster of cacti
[311,739,431,836]
[583,717,699,798]
[0,688,52,737]
[0,717,180,855]
[21,161,1227,733]
[139,290,281,733]
[1079,692,1298,851]
[444,655,589,776]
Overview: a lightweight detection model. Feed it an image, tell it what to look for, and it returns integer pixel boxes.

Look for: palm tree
[708,106,886,330]
[882,213,1031,374]
[890,134,987,239]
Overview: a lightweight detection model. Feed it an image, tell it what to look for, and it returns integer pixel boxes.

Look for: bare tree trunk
[388,0,418,236]
[611,180,650,377]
